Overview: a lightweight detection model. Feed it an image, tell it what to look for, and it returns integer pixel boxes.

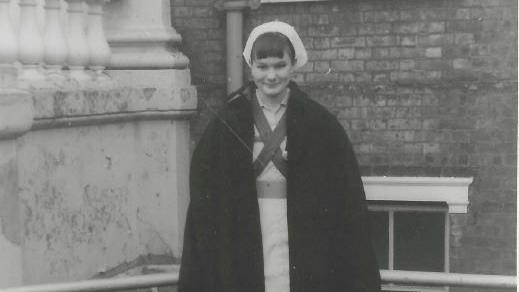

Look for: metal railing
[380,270,516,288]
[1,269,516,292]
[0,273,178,292]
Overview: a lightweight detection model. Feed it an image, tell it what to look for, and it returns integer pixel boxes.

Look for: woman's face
[251,49,295,100]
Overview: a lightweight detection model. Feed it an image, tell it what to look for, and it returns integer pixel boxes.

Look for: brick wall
[171,0,517,287]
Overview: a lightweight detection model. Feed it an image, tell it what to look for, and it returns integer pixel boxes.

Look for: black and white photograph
[0,0,516,291]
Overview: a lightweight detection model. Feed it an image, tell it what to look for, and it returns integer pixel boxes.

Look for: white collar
[256,89,290,112]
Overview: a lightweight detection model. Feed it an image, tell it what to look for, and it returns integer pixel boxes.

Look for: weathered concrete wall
[171,0,517,287]
[0,70,196,287]
[17,120,187,284]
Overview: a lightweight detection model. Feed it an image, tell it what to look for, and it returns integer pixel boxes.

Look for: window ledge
[362,176,473,214]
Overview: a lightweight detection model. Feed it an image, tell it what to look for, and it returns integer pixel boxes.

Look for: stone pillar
[103,0,188,69]
[0,88,33,288]
[101,2,196,253]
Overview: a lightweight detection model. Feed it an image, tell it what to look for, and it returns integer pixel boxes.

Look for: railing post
[43,0,68,86]
[0,0,18,87]
[86,0,110,83]
[18,0,45,85]
[65,0,90,83]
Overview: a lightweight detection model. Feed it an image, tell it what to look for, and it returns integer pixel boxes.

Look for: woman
[179,21,381,292]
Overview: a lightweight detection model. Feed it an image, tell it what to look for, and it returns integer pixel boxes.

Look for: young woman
[179,21,381,292]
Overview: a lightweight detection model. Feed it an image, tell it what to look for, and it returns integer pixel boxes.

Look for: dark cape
[179,82,381,292]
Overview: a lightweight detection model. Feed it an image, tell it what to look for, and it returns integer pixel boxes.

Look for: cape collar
[255,88,290,113]
[225,81,307,166]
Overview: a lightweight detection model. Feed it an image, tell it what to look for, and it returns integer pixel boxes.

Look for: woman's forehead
[253,51,291,63]
[254,56,289,64]
[253,47,291,59]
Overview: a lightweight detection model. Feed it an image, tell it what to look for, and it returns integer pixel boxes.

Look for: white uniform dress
[253,92,290,292]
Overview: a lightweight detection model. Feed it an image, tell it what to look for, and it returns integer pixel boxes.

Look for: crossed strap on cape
[252,95,288,178]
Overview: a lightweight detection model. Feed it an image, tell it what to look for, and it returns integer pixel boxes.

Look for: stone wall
[171,0,517,287]
[0,71,196,287]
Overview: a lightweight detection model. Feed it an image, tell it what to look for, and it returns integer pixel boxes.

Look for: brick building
[171,0,517,290]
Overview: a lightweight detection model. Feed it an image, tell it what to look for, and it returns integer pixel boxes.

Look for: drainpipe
[217,0,260,94]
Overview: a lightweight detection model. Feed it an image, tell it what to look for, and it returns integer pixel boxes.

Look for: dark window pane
[394,212,445,271]
[369,211,389,269]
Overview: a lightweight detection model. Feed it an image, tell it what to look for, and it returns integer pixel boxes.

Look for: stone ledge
[33,110,195,130]
[0,85,198,136]
[32,87,198,120]
[108,51,190,70]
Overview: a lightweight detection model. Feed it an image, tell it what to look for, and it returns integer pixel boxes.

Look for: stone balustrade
[0,0,112,88]
[0,0,190,89]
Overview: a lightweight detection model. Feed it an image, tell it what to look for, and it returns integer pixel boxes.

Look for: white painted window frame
[362,176,473,214]
[368,204,450,292]
[362,176,473,292]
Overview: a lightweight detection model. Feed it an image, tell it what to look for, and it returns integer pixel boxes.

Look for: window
[362,177,473,292]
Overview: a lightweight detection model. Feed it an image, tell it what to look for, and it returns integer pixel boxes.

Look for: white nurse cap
[242,20,308,70]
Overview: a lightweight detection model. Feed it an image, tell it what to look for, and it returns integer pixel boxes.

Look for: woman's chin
[260,87,284,98]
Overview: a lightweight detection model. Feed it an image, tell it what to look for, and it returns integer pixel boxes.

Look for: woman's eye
[275,63,287,69]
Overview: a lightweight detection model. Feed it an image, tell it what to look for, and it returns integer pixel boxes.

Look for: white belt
[256,181,287,199]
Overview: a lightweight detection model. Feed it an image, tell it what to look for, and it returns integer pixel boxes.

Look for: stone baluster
[65,0,90,83]
[86,0,110,82]
[18,0,46,85]
[0,0,18,87]
[43,0,68,86]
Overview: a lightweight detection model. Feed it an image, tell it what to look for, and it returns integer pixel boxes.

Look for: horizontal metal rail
[1,270,515,291]
[380,269,517,289]
[0,273,178,292]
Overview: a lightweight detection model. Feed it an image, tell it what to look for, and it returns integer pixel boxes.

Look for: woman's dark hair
[251,32,296,64]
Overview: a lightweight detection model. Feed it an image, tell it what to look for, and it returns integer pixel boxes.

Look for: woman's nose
[266,69,277,80]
